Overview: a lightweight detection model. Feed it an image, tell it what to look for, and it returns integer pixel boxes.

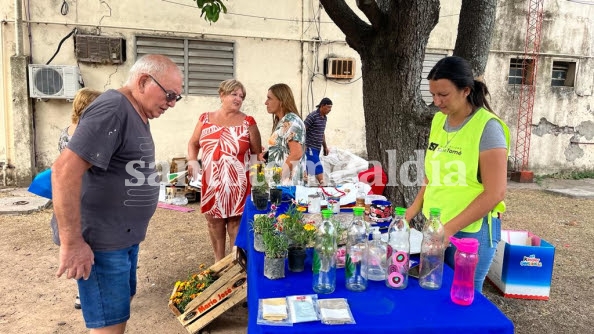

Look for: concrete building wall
[0,0,592,185]
[487,0,594,174]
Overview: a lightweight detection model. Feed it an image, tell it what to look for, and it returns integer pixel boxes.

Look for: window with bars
[135,36,235,96]
[508,58,535,85]
[551,61,576,87]
[421,53,447,105]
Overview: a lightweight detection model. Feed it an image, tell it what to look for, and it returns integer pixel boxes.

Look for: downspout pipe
[15,0,24,56]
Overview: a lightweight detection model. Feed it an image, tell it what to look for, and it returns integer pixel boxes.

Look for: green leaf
[312,251,321,274]
[345,253,355,278]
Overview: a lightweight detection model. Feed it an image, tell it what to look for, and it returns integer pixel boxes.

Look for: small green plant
[262,229,289,259]
[250,163,268,193]
[270,166,282,185]
[250,210,275,234]
[280,204,316,248]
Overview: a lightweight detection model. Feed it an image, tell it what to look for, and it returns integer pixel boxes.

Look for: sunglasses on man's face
[148,74,182,102]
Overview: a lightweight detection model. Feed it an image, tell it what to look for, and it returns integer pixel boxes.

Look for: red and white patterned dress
[199,112,256,218]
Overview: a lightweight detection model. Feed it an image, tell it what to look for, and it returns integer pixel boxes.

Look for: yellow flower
[304,223,316,231]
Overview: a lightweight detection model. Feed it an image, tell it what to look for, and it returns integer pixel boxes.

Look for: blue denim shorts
[305,147,324,175]
[78,244,139,328]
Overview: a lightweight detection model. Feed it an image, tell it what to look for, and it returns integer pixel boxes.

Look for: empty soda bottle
[419,208,445,290]
[345,207,369,292]
[385,207,410,289]
[312,209,337,294]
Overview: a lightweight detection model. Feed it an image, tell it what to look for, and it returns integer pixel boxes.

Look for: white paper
[287,295,318,323]
[320,307,351,320]
[262,304,287,317]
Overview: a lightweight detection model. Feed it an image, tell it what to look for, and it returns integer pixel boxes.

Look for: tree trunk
[319,0,497,210]
[356,2,439,208]
[454,0,498,77]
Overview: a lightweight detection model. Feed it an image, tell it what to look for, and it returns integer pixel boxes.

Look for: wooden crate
[168,248,248,333]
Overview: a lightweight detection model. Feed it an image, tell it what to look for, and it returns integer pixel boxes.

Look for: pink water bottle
[449,236,479,306]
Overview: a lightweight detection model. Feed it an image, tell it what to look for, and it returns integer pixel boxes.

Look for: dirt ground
[0,185,593,334]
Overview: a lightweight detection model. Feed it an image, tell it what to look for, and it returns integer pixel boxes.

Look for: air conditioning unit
[75,35,126,64]
[28,64,81,100]
[324,57,356,79]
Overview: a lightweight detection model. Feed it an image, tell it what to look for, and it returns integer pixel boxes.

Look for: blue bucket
[28,168,52,199]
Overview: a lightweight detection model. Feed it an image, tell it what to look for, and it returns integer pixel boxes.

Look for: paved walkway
[1,179,593,215]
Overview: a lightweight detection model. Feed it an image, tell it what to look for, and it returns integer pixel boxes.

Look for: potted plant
[268,166,283,205]
[281,204,317,272]
[262,221,289,280]
[250,163,269,210]
[250,207,276,252]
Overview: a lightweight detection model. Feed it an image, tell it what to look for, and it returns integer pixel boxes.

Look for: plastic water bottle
[385,207,410,289]
[419,208,445,290]
[362,227,387,281]
[312,209,337,294]
[449,236,480,305]
[345,207,369,291]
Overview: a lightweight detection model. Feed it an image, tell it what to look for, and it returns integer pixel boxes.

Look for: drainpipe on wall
[14,0,23,56]
[8,0,35,186]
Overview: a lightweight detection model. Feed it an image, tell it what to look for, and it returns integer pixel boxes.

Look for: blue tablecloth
[236,196,514,334]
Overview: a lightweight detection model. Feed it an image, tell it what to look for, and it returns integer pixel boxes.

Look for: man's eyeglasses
[148,74,182,102]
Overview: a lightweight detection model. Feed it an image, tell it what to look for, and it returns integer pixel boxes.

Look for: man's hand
[323,146,329,156]
[56,239,94,280]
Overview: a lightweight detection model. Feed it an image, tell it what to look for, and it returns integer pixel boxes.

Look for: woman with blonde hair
[58,87,102,152]
[187,79,262,261]
[264,83,306,185]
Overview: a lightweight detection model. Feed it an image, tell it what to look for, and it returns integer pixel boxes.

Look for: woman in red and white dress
[188,79,262,261]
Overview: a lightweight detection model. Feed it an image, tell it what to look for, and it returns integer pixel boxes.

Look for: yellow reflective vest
[423,107,510,233]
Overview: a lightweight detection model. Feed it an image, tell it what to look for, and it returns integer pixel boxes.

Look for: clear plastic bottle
[345,207,369,291]
[362,227,387,281]
[385,207,410,289]
[449,236,480,305]
[312,209,337,294]
[419,207,445,290]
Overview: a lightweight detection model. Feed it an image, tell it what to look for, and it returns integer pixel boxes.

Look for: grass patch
[536,169,594,182]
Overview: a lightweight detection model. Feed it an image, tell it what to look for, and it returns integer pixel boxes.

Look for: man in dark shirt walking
[304,97,332,186]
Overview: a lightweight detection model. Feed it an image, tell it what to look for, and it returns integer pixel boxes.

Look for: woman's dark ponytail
[471,80,493,113]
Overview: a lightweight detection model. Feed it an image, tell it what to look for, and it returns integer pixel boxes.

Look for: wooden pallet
[169,248,247,333]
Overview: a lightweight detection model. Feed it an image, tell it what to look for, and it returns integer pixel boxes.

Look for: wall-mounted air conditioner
[324,57,356,79]
[75,35,126,64]
[28,64,81,100]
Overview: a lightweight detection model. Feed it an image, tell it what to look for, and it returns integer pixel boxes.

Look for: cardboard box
[169,248,247,333]
[487,230,555,300]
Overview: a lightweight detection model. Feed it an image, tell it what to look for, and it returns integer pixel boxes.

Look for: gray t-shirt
[51,89,159,250]
[444,114,507,151]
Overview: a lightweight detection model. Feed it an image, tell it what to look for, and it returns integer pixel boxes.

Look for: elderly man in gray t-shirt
[51,54,183,333]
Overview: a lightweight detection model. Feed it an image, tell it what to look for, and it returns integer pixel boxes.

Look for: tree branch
[355,0,385,30]
[319,0,372,51]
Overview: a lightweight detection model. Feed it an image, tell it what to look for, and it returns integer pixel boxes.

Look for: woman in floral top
[265,83,306,185]
[58,88,102,152]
